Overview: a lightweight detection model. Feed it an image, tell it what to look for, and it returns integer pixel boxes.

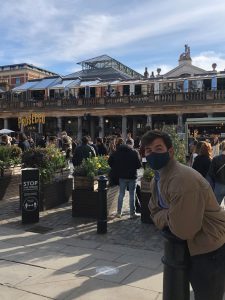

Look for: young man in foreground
[141,130,225,300]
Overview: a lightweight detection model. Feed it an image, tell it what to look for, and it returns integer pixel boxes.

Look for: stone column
[38,123,43,134]
[4,118,8,129]
[90,117,95,141]
[98,116,104,138]
[146,115,152,129]
[57,117,62,133]
[177,114,183,133]
[132,118,137,138]
[77,116,82,142]
[122,116,127,141]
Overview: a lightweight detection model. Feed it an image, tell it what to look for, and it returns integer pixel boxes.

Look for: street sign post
[21,168,40,224]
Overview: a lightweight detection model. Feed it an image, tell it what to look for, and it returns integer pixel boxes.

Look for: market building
[1,46,225,143]
[0,63,57,91]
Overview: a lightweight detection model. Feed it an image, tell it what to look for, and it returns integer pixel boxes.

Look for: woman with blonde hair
[192,141,212,178]
[208,140,225,204]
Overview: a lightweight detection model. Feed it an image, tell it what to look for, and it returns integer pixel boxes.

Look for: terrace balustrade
[1,90,225,110]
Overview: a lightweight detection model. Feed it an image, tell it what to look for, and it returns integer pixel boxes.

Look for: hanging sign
[18,113,45,127]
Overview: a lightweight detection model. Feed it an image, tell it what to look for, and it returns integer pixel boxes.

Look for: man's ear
[168,147,174,158]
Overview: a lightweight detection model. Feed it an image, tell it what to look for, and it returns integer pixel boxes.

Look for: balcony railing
[1,90,225,110]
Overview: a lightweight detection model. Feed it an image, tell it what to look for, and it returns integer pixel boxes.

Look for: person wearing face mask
[141,130,225,300]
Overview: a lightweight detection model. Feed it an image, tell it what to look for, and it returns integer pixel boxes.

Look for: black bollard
[21,168,40,224]
[161,227,190,300]
[97,175,108,234]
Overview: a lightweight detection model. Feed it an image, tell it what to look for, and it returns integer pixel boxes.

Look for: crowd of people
[189,134,225,205]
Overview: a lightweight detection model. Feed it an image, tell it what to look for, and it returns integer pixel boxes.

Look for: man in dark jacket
[108,139,141,218]
[96,137,108,156]
[72,136,96,167]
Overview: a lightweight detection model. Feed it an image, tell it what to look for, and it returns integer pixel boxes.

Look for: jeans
[214,182,225,205]
[117,178,137,215]
[189,243,225,300]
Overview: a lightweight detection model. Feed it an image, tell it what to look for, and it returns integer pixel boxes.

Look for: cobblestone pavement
[0,191,164,253]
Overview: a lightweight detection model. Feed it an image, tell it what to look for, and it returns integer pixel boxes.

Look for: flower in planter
[73,156,110,179]
[21,147,67,184]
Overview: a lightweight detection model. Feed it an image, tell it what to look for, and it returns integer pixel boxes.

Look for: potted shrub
[139,167,154,224]
[73,156,110,191]
[141,167,154,192]
[0,145,22,201]
[21,146,73,210]
[72,156,118,218]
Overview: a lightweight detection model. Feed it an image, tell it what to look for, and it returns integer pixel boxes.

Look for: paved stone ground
[0,167,164,252]
[0,192,164,253]
[0,171,223,299]
[0,186,166,300]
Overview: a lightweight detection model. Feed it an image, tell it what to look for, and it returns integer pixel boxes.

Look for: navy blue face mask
[146,152,170,170]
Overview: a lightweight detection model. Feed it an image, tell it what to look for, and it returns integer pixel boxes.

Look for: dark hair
[116,137,124,146]
[96,137,103,144]
[126,139,133,146]
[49,136,57,143]
[18,133,27,142]
[81,136,89,144]
[196,141,204,154]
[141,130,173,149]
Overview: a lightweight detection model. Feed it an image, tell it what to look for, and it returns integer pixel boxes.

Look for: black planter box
[0,166,21,201]
[72,186,119,218]
[140,191,154,224]
[40,178,73,211]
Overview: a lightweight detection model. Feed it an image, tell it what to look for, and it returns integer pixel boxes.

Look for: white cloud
[192,52,225,71]
[1,0,225,73]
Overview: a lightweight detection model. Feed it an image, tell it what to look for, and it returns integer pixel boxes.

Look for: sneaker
[129,213,140,219]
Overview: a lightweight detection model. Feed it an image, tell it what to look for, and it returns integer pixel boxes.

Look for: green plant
[73,156,110,179]
[143,166,154,181]
[0,145,22,172]
[162,125,186,164]
[21,146,67,184]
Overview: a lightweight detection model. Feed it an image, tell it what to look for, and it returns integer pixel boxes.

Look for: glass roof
[64,67,134,80]
[29,77,60,90]
[50,79,79,89]
[79,80,100,87]
[12,80,39,91]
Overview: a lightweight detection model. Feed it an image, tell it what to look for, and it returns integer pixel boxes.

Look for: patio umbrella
[0,129,15,134]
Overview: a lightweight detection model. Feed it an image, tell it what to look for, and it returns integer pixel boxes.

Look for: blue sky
[1,0,225,76]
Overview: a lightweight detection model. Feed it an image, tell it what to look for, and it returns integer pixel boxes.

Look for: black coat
[72,144,95,167]
[192,155,211,178]
[96,144,108,156]
[18,140,30,152]
[108,145,141,180]
[208,154,225,184]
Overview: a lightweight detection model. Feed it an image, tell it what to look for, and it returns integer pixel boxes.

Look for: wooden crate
[72,185,119,218]
[74,176,98,191]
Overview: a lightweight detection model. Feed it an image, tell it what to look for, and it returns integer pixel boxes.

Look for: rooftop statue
[179,44,192,61]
